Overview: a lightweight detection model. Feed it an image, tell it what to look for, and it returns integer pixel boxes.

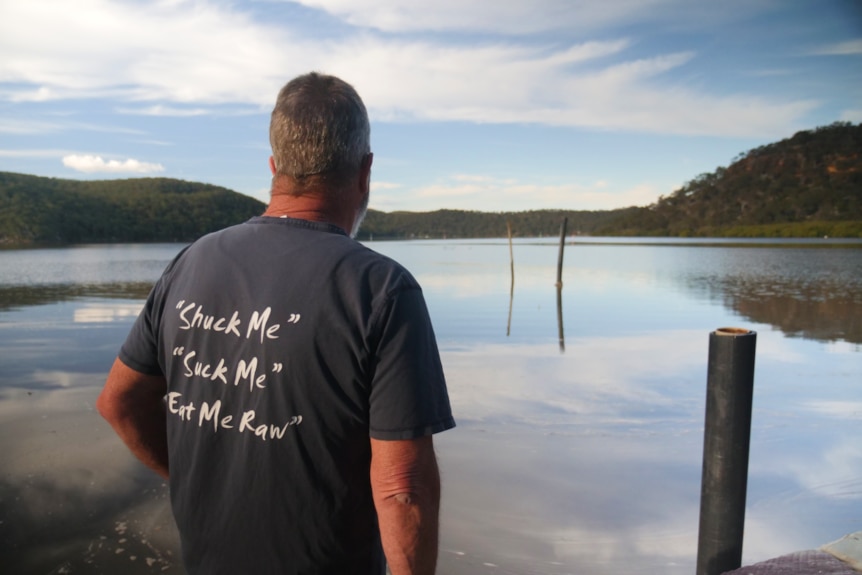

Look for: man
[97,72,455,575]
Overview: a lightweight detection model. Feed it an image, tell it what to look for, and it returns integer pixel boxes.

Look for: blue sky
[1,0,860,212]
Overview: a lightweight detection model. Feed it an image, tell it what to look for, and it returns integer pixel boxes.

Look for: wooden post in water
[507,221,515,292]
[696,328,757,575]
[507,221,514,337]
[555,217,568,288]
[555,218,567,351]
[556,282,565,352]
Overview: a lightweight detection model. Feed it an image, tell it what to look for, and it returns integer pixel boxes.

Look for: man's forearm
[371,437,441,575]
[97,358,170,479]
[376,473,440,575]
[102,396,169,479]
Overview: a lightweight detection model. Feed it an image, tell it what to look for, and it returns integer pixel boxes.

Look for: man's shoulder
[337,241,420,292]
[173,218,420,291]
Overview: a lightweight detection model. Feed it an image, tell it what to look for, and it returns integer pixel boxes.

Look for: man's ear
[269,156,277,175]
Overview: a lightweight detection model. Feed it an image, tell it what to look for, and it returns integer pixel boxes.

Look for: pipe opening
[715,327,752,336]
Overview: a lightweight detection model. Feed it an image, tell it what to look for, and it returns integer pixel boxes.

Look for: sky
[1,0,860,213]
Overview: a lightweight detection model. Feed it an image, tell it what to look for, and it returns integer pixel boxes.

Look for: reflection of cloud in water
[743,437,862,565]
[438,332,706,572]
[436,331,861,574]
[437,420,704,573]
[779,438,862,500]
[824,340,862,354]
[1,274,858,573]
[417,271,507,298]
[0,374,183,573]
[1,369,80,391]
[74,302,143,323]
[804,401,862,419]
[442,329,806,426]
[0,377,142,496]
[0,474,181,574]
[416,265,651,300]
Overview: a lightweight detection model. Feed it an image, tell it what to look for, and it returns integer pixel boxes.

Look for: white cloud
[840,109,862,122]
[0,117,143,135]
[3,86,56,102]
[370,181,402,191]
[116,105,210,117]
[328,37,813,137]
[373,174,661,211]
[62,154,165,174]
[0,148,69,157]
[292,0,726,35]
[0,118,65,134]
[132,139,176,147]
[811,39,862,56]
[0,0,292,105]
[0,0,818,138]
[451,174,517,185]
[743,68,794,77]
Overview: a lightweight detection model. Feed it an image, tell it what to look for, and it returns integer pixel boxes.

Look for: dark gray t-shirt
[119,216,455,575]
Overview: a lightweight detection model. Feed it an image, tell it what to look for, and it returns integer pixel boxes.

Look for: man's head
[269,72,371,193]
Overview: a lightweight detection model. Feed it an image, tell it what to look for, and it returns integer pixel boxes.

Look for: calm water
[1,239,860,574]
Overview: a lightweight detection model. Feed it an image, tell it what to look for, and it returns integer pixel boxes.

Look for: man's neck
[264,189,354,235]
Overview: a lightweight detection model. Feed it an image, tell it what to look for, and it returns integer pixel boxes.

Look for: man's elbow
[96,387,123,425]
[97,362,138,425]
[375,478,440,510]
[371,444,441,509]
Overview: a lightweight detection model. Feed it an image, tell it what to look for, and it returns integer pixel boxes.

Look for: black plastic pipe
[696,328,757,575]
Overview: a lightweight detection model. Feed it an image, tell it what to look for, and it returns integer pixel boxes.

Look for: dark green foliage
[0,171,636,243]
[0,173,266,245]
[597,122,862,237]
[358,208,632,240]
[3,122,861,243]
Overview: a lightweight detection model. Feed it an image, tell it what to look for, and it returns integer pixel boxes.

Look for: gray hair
[269,72,370,186]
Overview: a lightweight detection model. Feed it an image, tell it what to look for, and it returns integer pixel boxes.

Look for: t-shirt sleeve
[118,279,165,376]
[368,285,455,440]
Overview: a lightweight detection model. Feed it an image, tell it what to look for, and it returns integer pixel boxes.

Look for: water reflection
[0,282,154,312]
[0,243,186,287]
[384,241,862,346]
[435,333,860,574]
[668,245,862,345]
[0,241,860,574]
[74,302,144,323]
[0,372,182,573]
[720,278,862,344]
[556,285,565,351]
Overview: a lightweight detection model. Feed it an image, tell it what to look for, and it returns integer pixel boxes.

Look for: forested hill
[2,121,861,244]
[0,172,266,244]
[0,171,631,244]
[597,122,862,237]
[359,208,631,240]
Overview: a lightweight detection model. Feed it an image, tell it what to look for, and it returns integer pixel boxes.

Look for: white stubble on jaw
[351,193,369,239]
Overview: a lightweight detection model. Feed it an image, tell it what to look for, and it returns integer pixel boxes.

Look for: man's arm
[370,435,441,575]
[96,358,170,479]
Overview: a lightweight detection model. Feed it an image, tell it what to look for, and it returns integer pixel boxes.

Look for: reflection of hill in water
[2,262,860,345]
[719,276,862,344]
[0,282,154,311]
